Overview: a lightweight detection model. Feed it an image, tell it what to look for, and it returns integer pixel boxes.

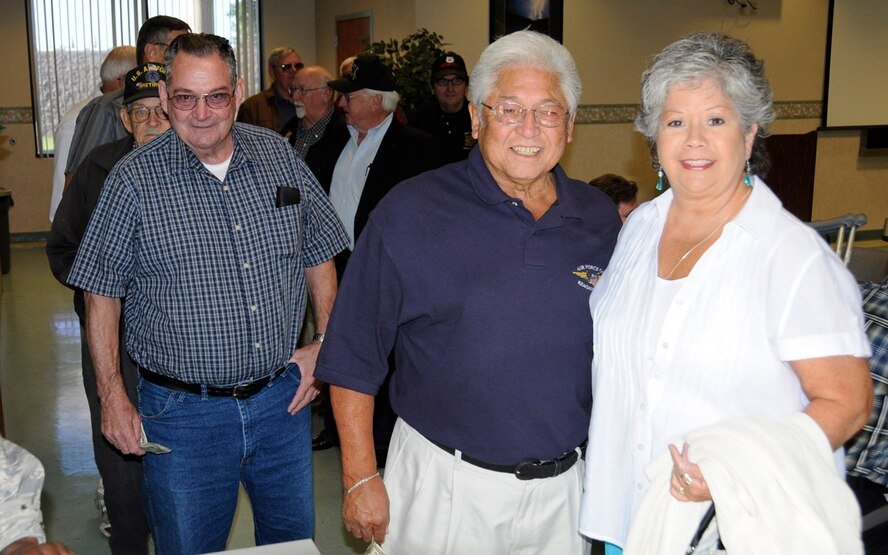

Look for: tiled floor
[1,246,364,554]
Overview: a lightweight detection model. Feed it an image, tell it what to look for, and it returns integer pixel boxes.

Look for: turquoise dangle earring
[744,160,752,186]
[656,167,664,191]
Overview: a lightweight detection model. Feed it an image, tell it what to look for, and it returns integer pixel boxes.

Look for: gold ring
[677,486,686,497]
[681,472,693,486]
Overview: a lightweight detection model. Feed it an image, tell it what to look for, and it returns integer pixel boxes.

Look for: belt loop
[200,384,209,400]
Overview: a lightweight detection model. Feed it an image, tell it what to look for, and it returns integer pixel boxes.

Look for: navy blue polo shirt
[316,147,620,464]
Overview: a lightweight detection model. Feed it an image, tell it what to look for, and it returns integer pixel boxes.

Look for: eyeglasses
[169,92,234,110]
[127,105,168,123]
[481,101,568,128]
[342,92,365,104]
[434,77,465,87]
[278,62,305,72]
[148,42,170,50]
[289,86,326,96]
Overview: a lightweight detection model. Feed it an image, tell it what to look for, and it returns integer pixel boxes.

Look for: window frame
[26,0,260,157]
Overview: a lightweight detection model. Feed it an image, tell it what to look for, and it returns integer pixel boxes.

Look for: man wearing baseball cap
[46,63,171,555]
[307,53,439,458]
[411,52,475,164]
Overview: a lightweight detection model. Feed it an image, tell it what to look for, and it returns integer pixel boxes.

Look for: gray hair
[470,30,580,124]
[100,45,137,85]
[365,89,401,113]
[268,47,298,68]
[165,33,238,89]
[339,56,357,78]
[636,32,774,176]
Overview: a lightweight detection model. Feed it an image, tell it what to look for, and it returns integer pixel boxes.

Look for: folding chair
[808,213,868,266]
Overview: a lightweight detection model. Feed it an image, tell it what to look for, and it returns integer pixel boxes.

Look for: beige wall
[0,0,54,234]
[314,0,416,76]
[1,0,885,235]
[260,0,316,90]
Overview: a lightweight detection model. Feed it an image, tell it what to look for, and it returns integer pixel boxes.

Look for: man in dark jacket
[45,63,170,555]
[411,52,475,165]
[309,54,440,456]
[280,65,346,176]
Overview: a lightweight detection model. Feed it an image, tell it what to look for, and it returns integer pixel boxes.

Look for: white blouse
[578,179,871,547]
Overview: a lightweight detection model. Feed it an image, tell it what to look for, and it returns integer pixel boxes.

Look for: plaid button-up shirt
[68,123,348,384]
[846,279,888,486]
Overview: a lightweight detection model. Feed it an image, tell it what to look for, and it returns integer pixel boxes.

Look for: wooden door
[764,131,818,222]
[336,15,371,72]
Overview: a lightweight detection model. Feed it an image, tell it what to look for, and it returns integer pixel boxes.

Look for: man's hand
[100,389,144,456]
[84,292,143,455]
[342,475,390,544]
[286,341,323,414]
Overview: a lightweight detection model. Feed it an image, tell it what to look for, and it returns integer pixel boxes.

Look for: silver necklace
[663,186,752,280]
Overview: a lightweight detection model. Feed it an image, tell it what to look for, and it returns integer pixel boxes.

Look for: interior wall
[0,0,53,234]
[260,0,316,91]
[2,0,885,235]
[815,129,888,228]
[313,0,416,78]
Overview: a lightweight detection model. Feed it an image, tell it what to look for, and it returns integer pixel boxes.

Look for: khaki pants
[382,419,590,555]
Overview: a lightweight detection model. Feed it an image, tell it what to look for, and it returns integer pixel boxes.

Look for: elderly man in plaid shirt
[68,33,348,554]
[846,278,888,554]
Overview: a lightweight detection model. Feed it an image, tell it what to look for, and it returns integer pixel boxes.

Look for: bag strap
[686,503,716,554]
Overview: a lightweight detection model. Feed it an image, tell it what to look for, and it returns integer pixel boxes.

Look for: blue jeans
[138,364,313,555]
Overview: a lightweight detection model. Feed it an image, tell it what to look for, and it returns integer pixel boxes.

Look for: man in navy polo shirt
[315,30,620,554]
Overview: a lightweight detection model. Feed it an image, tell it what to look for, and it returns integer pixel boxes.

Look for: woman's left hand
[668,443,711,502]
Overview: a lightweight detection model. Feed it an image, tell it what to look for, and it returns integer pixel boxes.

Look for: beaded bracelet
[345,472,380,496]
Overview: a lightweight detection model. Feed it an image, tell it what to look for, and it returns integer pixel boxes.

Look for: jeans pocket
[284,362,302,388]
[138,379,181,420]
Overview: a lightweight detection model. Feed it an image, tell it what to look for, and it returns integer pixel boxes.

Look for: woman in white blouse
[578,33,873,552]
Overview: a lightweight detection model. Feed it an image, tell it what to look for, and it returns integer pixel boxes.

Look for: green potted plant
[364,28,448,115]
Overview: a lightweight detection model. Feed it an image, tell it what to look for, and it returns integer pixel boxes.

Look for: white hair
[365,89,401,113]
[470,30,580,118]
[100,46,137,85]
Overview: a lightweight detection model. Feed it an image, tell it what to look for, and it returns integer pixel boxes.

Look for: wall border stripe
[3,101,821,128]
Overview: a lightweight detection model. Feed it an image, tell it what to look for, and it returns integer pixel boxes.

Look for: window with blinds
[26,0,260,156]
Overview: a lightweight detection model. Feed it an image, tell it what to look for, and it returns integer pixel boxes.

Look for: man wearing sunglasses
[411,52,476,165]
[67,34,348,553]
[46,62,171,555]
[237,46,303,133]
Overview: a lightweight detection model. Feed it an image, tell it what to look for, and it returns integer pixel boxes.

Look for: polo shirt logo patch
[573,265,603,291]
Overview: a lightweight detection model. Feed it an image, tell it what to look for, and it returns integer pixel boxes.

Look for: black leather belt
[429,438,586,481]
[139,367,285,399]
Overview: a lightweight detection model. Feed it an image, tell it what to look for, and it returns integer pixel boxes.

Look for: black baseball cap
[328,54,397,93]
[431,52,468,83]
[124,63,165,104]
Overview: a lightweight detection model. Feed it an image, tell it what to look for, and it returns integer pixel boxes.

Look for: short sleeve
[66,164,140,298]
[769,226,871,361]
[315,218,402,393]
